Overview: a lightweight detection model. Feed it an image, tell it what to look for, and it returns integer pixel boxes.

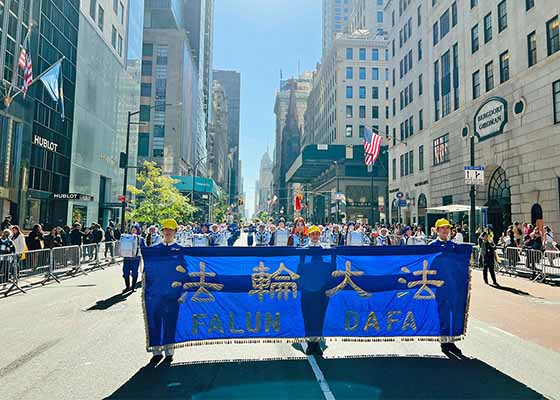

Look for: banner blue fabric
[142,245,472,350]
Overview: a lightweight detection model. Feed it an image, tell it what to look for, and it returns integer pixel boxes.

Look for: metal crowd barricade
[526,249,544,280]
[80,243,101,269]
[0,254,25,296]
[503,247,523,276]
[18,248,52,282]
[542,251,560,284]
[48,245,84,281]
[471,246,481,269]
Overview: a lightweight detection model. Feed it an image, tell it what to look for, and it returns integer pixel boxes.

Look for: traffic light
[119,152,128,169]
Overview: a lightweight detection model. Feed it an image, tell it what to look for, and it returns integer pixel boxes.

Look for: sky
[213,0,322,217]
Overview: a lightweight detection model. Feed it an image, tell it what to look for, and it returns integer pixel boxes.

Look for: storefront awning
[172,176,222,198]
[427,204,487,213]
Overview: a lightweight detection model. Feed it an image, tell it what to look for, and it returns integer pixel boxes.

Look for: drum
[120,234,138,258]
[275,230,289,246]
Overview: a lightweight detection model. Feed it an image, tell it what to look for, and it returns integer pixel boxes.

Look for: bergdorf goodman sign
[474,97,508,141]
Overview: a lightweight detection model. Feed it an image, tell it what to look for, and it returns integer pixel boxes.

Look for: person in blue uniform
[430,218,465,358]
[148,218,182,365]
[122,225,142,293]
[245,223,256,246]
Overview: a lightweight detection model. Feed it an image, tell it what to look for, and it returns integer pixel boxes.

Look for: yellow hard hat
[308,225,321,234]
[161,218,178,231]
[435,218,452,229]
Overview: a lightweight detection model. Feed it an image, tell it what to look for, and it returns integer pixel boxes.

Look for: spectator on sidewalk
[104,227,116,259]
[9,225,26,255]
[480,232,499,286]
[0,229,15,255]
[70,223,85,246]
[26,224,44,251]
[45,227,64,249]
[1,215,12,230]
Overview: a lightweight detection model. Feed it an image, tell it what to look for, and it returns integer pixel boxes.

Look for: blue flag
[40,60,64,121]
[142,245,472,355]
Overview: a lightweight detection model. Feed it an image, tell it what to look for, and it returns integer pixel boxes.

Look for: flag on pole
[40,59,65,121]
[363,126,382,166]
[19,31,33,97]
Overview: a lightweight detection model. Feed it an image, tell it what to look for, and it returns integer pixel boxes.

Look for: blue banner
[142,245,472,351]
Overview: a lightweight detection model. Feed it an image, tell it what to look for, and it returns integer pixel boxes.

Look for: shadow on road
[491,285,532,296]
[85,283,143,311]
[105,356,543,399]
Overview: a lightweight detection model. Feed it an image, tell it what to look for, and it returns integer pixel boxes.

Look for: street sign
[464,166,485,185]
[396,192,404,199]
[398,199,407,208]
[117,195,127,203]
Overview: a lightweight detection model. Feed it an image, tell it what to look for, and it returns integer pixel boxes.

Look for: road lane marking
[307,354,336,400]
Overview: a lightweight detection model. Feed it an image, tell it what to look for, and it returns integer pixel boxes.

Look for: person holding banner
[121,225,142,293]
[271,219,289,246]
[430,219,456,249]
[255,223,271,246]
[148,218,181,365]
[288,217,309,247]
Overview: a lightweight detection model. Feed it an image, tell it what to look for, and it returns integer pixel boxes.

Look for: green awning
[172,176,222,198]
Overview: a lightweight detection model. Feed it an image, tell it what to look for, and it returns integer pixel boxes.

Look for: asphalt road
[1,250,559,399]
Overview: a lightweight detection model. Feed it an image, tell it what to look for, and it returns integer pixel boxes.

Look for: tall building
[139,0,203,176]
[287,31,389,224]
[347,0,386,37]
[255,150,273,215]
[213,69,241,206]
[386,0,560,235]
[272,73,313,217]
[323,0,353,56]
[207,80,229,190]
[67,0,144,227]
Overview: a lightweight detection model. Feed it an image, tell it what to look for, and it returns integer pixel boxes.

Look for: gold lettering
[401,311,417,331]
[364,311,380,332]
[265,312,281,333]
[192,313,206,335]
[229,312,244,334]
[345,311,359,331]
[246,312,261,333]
[387,311,402,331]
[208,314,224,334]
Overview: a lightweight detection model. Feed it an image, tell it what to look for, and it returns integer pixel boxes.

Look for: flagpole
[4,56,65,104]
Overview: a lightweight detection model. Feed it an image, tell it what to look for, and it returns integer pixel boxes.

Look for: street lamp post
[120,103,176,232]
[469,135,476,244]
[334,161,340,224]
[192,154,208,215]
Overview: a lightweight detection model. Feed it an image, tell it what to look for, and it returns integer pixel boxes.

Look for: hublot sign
[33,134,59,152]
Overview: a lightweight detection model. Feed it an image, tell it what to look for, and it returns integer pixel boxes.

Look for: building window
[471,24,479,53]
[345,125,353,137]
[120,2,125,24]
[346,105,353,118]
[359,125,365,138]
[143,43,154,57]
[484,13,492,43]
[441,50,451,118]
[418,5,421,26]
[440,10,450,39]
[139,105,151,122]
[499,51,509,83]
[377,11,383,23]
[372,106,379,119]
[451,2,457,27]
[433,134,449,166]
[400,155,404,177]
[111,25,117,49]
[526,0,534,10]
[392,158,396,180]
[113,0,118,13]
[346,48,353,60]
[419,109,424,130]
[471,0,478,8]
[359,48,366,60]
[140,83,151,97]
[372,68,379,80]
[453,43,460,110]
[359,105,366,118]
[553,80,560,124]
[433,21,439,45]
[485,61,494,91]
[89,0,96,20]
[419,145,424,171]
[418,39,422,61]
[527,31,537,67]
[97,5,104,31]
[419,74,423,96]
[359,86,366,99]
[359,67,366,80]
[409,150,414,175]
[118,34,123,56]
[498,1,507,32]
[346,66,353,79]
[138,134,149,157]
[372,86,379,99]
[472,70,480,99]
[141,60,152,76]
[547,16,559,56]
[346,86,353,99]
[434,60,440,121]
[372,48,379,60]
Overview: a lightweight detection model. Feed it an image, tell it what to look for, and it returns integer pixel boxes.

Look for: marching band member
[245,223,256,246]
[193,223,210,247]
[255,223,271,246]
[209,224,224,246]
[272,219,289,246]
[145,225,162,247]
[268,224,277,245]
[288,217,309,247]
[182,224,194,247]
[121,225,142,293]
[375,227,392,246]
[345,221,370,246]
[305,225,331,248]
[331,224,344,246]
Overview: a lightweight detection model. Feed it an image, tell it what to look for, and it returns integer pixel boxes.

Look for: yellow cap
[308,225,321,234]
[161,218,178,231]
[435,218,452,229]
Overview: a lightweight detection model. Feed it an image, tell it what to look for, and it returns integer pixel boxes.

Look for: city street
[1,258,559,400]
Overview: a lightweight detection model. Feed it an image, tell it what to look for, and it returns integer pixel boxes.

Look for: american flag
[19,31,33,97]
[363,126,382,166]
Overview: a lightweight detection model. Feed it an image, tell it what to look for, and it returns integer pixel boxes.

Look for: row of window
[434,44,460,122]
[345,47,386,61]
[347,85,387,99]
[472,51,509,99]
[391,146,424,181]
[345,105,380,120]
[471,2,508,54]
[345,124,382,139]
[89,0,125,28]
[433,2,457,46]
[346,66,380,80]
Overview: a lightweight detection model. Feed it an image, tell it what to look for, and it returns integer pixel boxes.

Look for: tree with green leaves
[128,161,196,225]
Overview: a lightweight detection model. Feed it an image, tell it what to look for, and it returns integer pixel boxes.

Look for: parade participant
[375,227,392,246]
[193,224,210,247]
[306,225,329,248]
[209,224,227,246]
[255,223,271,246]
[288,217,309,247]
[245,223,256,246]
[145,225,162,247]
[179,224,194,247]
[331,224,344,246]
[272,219,289,246]
[480,231,499,286]
[149,218,181,365]
[409,226,426,245]
[121,225,142,293]
[402,226,414,245]
[453,227,464,244]
[345,221,369,246]
[268,224,277,245]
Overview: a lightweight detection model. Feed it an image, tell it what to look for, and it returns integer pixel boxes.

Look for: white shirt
[453,232,464,243]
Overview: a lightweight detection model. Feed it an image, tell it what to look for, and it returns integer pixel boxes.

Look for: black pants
[483,262,497,284]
